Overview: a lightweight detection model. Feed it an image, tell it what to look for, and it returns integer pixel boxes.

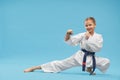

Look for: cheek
[86,26,92,29]
[85,27,89,30]
[86,26,94,31]
[90,26,95,29]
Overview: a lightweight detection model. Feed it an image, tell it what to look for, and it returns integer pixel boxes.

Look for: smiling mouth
[87,29,93,32]
[87,29,91,31]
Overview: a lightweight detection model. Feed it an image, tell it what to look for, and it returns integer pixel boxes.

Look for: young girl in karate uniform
[24,17,110,75]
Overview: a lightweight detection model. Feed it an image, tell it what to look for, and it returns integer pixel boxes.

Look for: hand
[66,29,73,35]
[65,29,73,41]
[85,31,91,40]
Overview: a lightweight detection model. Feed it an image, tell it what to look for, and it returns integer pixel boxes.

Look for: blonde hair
[85,17,96,25]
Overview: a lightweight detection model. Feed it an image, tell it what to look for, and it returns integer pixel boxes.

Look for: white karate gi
[41,32,110,73]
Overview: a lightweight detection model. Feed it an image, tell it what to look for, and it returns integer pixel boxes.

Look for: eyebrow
[85,24,92,26]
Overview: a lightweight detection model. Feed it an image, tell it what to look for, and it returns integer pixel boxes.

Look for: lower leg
[24,66,41,73]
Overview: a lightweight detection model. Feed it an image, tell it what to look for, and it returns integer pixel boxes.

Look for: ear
[94,24,96,28]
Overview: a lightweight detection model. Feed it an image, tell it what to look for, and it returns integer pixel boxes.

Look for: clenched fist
[65,29,73,41]
[85,31,91,40]
[66,29,73,35]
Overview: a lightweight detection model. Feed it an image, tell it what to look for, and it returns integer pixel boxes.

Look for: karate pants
[41,50,110,73]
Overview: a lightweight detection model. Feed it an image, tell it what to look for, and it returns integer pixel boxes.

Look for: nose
[86,26,90,29]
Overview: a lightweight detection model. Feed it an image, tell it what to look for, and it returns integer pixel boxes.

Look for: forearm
[65,33,71,41]
[86,40,103,52]
[88,44,101,52]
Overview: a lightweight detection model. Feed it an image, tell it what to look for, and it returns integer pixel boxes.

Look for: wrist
[67,32,72,35]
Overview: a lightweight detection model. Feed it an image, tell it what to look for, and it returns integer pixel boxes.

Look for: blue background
[0,0,120,80]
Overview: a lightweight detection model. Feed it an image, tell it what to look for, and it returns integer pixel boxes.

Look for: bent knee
[105,58,110,64]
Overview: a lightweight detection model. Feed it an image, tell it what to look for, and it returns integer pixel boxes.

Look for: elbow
[90,44,102,52]
[94,45,102,52]
[65,39,73,45]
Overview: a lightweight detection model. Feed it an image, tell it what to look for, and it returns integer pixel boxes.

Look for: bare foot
[24,67,35,73]
[86,67,92,73]
[86,67,96,75]
[24,66,41,73]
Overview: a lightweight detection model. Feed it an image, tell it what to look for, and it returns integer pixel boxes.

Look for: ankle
[35,66,41,69]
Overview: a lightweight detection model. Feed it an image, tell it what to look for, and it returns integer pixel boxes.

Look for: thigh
[61,50,84,66]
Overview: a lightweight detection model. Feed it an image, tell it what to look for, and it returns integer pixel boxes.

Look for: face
[84,19,96,33]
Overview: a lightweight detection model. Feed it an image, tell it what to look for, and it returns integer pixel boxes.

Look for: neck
[89,31,94,36]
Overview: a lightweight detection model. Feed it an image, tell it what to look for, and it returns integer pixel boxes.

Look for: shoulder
[94,32,102,37]
[94,32,103,39]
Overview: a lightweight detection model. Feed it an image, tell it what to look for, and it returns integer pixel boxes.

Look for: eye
[88,24,92,26]
[85,25,88,27]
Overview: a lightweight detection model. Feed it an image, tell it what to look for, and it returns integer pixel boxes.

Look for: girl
[24,17,110,75]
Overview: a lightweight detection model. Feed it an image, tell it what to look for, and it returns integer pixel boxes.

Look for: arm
[65,29,84,46]
[86,34,103,52]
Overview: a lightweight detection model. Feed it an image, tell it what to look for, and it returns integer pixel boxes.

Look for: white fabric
[41,32,110,73]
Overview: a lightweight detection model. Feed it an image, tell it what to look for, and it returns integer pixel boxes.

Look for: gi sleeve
[65,33,84,46]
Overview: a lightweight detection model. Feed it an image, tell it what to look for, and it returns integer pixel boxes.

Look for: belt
[81,49,96,75]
